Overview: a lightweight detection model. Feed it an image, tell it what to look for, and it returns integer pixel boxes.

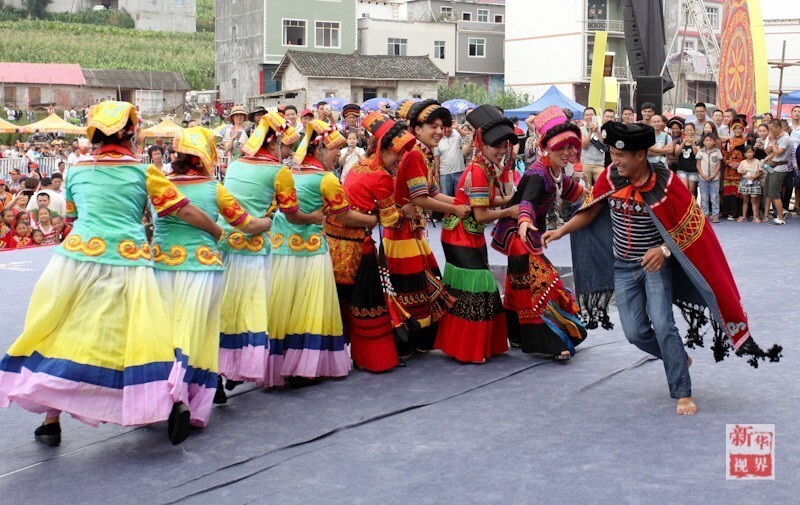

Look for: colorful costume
[151,127,252,427]
[217,112,300,387]
[269,120,351,380]
[436,105,517,363]
[492,107,587,356]
[324,112,414,372]
[722,121,747,218]
[0,102,191,426]
[571,123,781,368]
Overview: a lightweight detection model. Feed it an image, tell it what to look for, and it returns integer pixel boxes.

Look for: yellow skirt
[268,253,351,380]
[155,269,223,427]
[0,254,179,426]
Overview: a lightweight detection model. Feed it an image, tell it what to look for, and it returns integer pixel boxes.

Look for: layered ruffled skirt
[436,222,508,363]
[503,237,587,356]
[0,254,179,426]
[268,252,351,379]
[218,253,275,386]
[155,269,222,427]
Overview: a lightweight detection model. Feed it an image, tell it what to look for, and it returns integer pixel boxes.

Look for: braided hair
[365,121,408,157]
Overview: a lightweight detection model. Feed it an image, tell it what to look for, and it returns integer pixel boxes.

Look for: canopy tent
[0,117,18,134]
[780,90,800,105]
[19,113,87,135]
[140,118,183,138]
[503,86,587,121]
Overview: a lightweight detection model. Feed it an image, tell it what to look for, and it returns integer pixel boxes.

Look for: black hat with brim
[467,105,519,147]
[601,121,655,152]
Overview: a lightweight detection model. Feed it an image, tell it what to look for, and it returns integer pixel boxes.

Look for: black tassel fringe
[578,291,614,330]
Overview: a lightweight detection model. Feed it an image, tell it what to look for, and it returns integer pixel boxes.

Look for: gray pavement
[0,217,797,504]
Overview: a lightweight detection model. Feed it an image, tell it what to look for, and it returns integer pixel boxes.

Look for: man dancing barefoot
[542,122,781,415]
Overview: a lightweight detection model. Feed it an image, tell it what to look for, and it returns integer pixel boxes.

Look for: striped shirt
[608,191,662,262]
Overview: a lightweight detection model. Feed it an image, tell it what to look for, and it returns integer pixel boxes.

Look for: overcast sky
[759,0,800,20]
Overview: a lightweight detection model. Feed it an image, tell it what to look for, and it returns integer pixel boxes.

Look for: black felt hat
[342,103,361,118]
[466,105,518,147]
[601,121,655,152]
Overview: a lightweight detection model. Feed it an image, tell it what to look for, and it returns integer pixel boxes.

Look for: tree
[23,0,51,19]
[437,83,531,111]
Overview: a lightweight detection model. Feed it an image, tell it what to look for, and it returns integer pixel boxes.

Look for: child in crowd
[51,215,70,243]
[696,132,723,223]
[30,229,44,247]
[737,144,763,223]
[338,130,365,184]
[0,208,14,241]
[4,220,31,249]
[34,208,59,245]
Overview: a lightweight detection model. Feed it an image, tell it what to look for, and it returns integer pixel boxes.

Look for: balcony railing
[587,19,625,33]
[585,64,632,80]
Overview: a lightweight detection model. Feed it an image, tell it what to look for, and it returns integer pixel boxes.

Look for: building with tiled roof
[272,50,448,106]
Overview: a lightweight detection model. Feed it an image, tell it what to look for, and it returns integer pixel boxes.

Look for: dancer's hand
[518,220,538,241]
[401,203,418,219]
[308,209,325,225]
[641,247,666,273]
[453,204,471,219]
[540,228,561,248]
[505,204,520,219]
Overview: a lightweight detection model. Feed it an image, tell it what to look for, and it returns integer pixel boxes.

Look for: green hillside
[0,20,214,89]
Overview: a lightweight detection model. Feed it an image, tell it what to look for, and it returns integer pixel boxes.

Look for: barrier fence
[0,155,229,181]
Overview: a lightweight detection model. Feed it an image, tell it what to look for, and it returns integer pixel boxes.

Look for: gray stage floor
[0,218,797,504]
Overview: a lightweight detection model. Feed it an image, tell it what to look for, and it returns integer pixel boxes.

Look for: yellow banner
[589,31,608,113]
[748,0,770,114]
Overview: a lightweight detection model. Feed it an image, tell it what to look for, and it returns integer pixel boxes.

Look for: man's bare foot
[677,397,697,415]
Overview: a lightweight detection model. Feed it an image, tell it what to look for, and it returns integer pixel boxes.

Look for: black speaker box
[636,76,664,115]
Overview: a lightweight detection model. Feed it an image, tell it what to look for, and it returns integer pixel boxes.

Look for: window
[706,6,719,30]
[462,12,471,21]
[363,88,378,101]
[231,25,236,41]
[468,38,485,57]
[477,9,489,22]
[388,38,407,56]
[232,78,237,89]
[494,14,503,23]
[434,40,445,59]
[283,19,307,47]
[683,40,695,52]
[440,6,453,18]
[174,0,185,6]
[412,93,422,99]
[315,21,340,48]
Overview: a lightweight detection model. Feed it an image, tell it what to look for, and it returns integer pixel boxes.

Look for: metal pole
[776,40,786,116]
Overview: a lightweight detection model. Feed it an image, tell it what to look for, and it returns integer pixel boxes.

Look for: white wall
[357,0,408,20]
[358,17,456,76]
[763,19,800,93]
[505,0,584,99]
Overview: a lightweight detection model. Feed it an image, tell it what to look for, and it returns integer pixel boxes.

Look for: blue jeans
[698,179,720,218]
[614,260,691,399]
[439,172,462,197]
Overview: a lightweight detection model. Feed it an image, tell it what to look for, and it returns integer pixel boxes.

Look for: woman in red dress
[382,100,471,357]
[325,112,417,372]
[435,105,519,363]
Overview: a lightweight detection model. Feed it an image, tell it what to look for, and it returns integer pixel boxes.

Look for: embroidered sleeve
[375,173,403,228]
[467,165,490,208]
[561,174,584,204]
[274,166,299,214]
[403,151,431,200]
[216,183,252,229]
[518,174,544,225]
[320,172,350,214]
[64,177,77,223]
[146,164,189,217]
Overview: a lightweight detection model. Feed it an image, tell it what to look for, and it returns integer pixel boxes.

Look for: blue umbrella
[314,97,349,111]
[361,97,397,112]
[442,99,477,115]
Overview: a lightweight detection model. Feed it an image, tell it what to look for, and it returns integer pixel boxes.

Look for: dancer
[0,101,222,445]
[542,121,782,415]
[721,118,747,220]
[491,106,587,361]
[325,112,416,372]
[435,105,518,364]
[216,111,318,395]
[269,120,376,385]
[383,99,470,356]
[151,127,272,430]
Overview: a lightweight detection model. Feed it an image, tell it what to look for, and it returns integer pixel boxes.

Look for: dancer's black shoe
[168,402,191,445]
[213,376,227,404]
[34,422,61,447]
